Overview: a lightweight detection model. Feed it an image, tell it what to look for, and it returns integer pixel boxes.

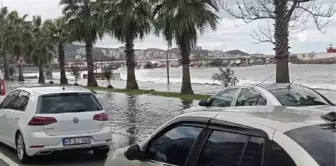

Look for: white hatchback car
[104,106,335,166]
[0,86,112,163]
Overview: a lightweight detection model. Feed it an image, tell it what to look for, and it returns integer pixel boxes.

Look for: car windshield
[268,86,330,106]
[285,123,336,166]
[37,93,103,114]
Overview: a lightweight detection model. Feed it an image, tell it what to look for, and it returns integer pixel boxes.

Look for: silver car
[198,83,335,108]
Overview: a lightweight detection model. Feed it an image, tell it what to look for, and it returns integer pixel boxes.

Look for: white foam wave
[22,70,336,91]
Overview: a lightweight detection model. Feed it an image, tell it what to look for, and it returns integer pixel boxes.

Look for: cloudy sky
[2,0,336,54]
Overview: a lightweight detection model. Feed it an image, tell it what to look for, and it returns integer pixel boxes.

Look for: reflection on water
[181,100,194,110]
[95,92,198,149]
[126,95,139,145]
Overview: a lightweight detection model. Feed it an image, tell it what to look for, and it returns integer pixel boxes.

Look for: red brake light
[28,116,57,126]
[93,113,109,121]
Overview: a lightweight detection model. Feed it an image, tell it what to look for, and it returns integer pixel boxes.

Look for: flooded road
[0,84,197,166]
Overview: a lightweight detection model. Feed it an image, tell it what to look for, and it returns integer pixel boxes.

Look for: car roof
[179,106,331,133]
[15,85,93,96]
[258,83,309,90]
[223,83,309,91]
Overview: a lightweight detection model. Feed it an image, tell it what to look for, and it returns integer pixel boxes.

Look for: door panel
[0,91,19,145]
[4,90,29,147]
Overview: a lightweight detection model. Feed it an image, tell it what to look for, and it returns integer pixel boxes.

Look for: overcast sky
[2,0,336,54]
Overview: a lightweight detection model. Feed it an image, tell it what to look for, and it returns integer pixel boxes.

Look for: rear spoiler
[321,111,336,122]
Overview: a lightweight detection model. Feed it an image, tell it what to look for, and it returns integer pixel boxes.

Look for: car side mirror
[199,99,210,106]
[125,144,145,161]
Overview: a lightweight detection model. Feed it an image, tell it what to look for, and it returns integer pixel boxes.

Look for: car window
[236,88,267,106]
[0,91,19,109]
[240,137,265,166]
[12,91,30,111]
[197,130,249,166]
[210,88,239,107]
[269,141,296,166]
[37,93,103,114]
[284,123,335,166]
[269,86,330,106]
[147,125,203,166]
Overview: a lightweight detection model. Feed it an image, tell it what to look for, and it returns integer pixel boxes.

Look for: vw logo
[73,117,79,123]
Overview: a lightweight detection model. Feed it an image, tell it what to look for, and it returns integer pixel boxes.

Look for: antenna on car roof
[62,87,65,90]
[236,74,276,99]
[287,80,295,88]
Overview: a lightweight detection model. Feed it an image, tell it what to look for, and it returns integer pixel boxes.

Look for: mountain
[225,49,249,56]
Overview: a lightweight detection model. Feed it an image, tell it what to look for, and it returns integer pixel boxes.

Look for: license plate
[63,137,91,146]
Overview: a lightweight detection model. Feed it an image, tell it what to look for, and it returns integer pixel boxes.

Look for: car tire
[93,148,110,156]
[16,133,30,164]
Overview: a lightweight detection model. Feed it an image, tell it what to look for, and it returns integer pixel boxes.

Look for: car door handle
[2,114,7,117]
[14,116,19,120]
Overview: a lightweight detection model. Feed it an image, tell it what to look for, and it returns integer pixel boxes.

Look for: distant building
[327,44,336,53]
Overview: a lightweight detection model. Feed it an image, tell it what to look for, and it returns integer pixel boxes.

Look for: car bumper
[25,126,112,156]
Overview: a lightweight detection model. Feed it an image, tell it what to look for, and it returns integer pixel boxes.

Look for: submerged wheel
[93,148,110,156]
[16,133,30,163]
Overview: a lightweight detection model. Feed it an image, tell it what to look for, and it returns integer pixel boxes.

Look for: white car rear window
[37,93,103,114]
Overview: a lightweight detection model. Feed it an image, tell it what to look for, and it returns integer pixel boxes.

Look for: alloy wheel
[16,135,25,161]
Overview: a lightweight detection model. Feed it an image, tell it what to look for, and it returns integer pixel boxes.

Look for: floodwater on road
[99,93,196,142]
[1,82,197,166]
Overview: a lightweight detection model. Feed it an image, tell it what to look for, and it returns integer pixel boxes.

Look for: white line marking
[0,151,20,166]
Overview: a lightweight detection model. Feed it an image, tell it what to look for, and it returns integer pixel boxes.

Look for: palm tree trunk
[38,58,45,84]
[85,40,97,87]
[179,39,194,94]
[59,42,68,84]
[18,64,24,82]
[125,38,139,89]
[274,0,290,83]
[3,54,10,80]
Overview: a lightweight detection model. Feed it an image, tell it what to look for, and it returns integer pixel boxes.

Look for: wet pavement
[0,84,197,166]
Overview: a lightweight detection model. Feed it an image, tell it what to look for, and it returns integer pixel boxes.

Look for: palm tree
[60,0,103,87]
[97,0,151,89]
[152,0,219,94]
[3,11,30,82]
[44,17,72,84]
[27,16,57,84]
[0,7,10,80]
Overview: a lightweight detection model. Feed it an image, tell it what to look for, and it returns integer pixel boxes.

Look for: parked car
[198,83,334,108]
[104,106,335,166]
[0,86,112,163]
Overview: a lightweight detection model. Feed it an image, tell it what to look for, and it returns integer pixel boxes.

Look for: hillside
[224,49,249,56]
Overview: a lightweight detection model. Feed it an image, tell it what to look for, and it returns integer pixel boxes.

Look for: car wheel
[16,133,30,163]
[93,148,110,156]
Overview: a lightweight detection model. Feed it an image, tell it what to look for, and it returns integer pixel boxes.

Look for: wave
[22,70,336,91]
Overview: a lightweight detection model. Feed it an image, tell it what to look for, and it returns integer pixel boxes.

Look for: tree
[70,65,81,86]
[45,66,53,80]
[152,0,220,94]
[60,0,103,87]
[0,7,10,80]
[212,67,239,87]
[2,10,31,82]
[97,0,152,90]
[44,17,73,85]
[27,16,57,84]
[222,0,336,83]
[103,66,114,88]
